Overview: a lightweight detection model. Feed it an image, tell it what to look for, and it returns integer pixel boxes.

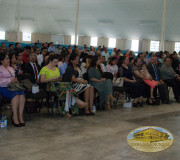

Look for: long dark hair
[134,57,140,66]
[89,55,99,68]
[88,55,103,75]
[49,54,59,62]
[117,56,126,67]
[0,52,8,65]
[68,53,79,67]
[109,57,117,65]
[9,53,16,66]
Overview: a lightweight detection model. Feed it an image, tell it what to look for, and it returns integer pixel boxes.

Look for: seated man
[101,47,109,62]
[59,54,69,76]
[160,57,180,103]
[24,53,41,83]
[147,56,171,104]
[37,47,47,67]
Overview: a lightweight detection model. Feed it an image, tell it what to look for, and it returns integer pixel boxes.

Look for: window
[23,32,31,41]
[71,35,78,45]
[131,40,139,52]
[108,38,116,48]
[90,37,98,46]
[175,42,180,53]
[0,31,5,40]
[150,41,160,52]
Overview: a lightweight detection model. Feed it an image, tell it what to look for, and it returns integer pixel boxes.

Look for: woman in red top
[0,42,8,53]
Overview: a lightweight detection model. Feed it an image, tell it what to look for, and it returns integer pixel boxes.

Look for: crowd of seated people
[0,41,180,127]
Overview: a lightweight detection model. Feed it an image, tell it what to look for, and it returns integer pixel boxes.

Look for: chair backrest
[83,72,89,81]
[102,72,113,81]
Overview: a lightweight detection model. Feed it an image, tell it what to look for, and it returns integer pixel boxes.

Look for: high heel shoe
[65,113,72,118]
[133,103,138,108]
[146,99,154,105]
[20,123,26,127]
[84,109,91,115]
[12,120,21,127]
[137,102,144,107]
[107,95,114,101]
[89,109,95,115]
[104,104,112,111]
[75,98,88,109]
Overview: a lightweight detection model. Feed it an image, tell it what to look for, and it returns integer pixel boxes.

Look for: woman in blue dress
[0,53,25,127]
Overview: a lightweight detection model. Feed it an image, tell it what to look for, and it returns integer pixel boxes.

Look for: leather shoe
[133,103,138,108]
[12,120,21,127]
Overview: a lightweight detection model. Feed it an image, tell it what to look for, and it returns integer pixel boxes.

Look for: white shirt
[37,54,44,66]
[101,51,110,61]
[101,63,106,72]
[106,64,118,76]
[111,51,116,57]
[30,62,39,79]
[80,62,87,75]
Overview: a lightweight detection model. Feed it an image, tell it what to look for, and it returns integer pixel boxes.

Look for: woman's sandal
[65,113,72,118]
[76,99,88,109]
[89,109,95,115]
[104,104,112,111]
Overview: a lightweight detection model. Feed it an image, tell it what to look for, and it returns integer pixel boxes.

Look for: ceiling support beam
[75,0,79,45]
[17,0,21,42]
[160,0,167,51]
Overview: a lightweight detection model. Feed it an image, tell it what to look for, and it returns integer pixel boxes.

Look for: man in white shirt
[37,48,47,66]
[101,47,110,61]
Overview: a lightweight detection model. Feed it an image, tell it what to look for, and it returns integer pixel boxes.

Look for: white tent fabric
[0,0,180,41]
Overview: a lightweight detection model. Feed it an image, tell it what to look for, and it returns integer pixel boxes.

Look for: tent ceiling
[0,0,180,41]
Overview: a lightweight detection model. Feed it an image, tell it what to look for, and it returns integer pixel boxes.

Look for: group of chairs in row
[0,72,129,120]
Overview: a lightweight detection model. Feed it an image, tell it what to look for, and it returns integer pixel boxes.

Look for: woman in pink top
[0,53,25,127]
[106,57,118,77]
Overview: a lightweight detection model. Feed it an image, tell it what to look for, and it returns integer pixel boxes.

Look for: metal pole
[17,0,21,42]
[160,0,167,51]
[75,0,79,45]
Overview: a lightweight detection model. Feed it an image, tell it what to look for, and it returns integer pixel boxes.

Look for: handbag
[113,77,124,87]
[8,83,25,91]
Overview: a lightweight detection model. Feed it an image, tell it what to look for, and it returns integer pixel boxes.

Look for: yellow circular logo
[127,126,174,152]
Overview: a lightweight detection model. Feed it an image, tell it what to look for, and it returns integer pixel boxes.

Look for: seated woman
[16,52,26,71]
[0,53,25,127]
[39,54,87,118]
[0,42,8,53]
[158,52,165,67]
[44,51,55,65]
[88,56,113,111]
[9,53,23,75]
[80,54,92,75]
[63,53,95,115]
[106,57,118,77]
[140,64,158,101]
[118,56,145,108]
